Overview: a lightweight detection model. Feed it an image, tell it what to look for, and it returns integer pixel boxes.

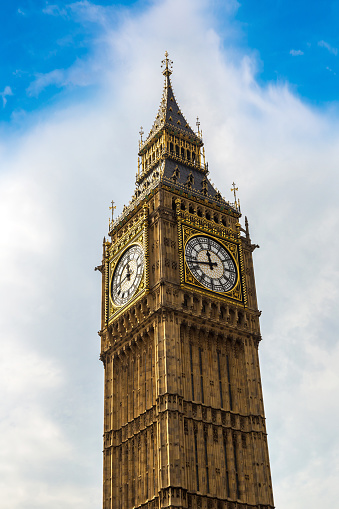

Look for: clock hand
[120,268,134,285]
[187,259,217,267]
[206,251,215,270]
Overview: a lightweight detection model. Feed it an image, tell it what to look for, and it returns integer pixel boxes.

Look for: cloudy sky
[1,1,339,508]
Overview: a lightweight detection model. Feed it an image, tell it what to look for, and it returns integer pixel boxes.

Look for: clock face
[111,244,144,307]
[185,236,237,293]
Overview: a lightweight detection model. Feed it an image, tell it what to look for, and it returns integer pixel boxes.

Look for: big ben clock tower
[97,53,275,509]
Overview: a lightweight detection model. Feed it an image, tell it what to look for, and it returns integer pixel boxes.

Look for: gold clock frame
[105,205,150,324]
[176,205,247,306]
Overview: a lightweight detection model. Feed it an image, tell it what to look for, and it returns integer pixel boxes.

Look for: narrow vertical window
[217,350,223,408]
[152,431,155,498]
[190,343,195,400]
[145,432,148,500]
[223,436,230,497]
[199,347,204,404]
[126,363,129,423]
[126,365,129,423]
[132,359,134,419]
[144,351,147,409]
[194,431,200,491]
[153,425,157,496]
[204,432,210,493]
[233,437,240,499]
[132,443,135,506]
[153,466,156,498]
[226,355,233,411]
[119,446,122,509]
[150,348,153,406]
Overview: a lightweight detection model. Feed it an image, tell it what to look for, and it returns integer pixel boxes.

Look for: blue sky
[1,2,339,509]
[236,1,339,103]
[1,0,339,126]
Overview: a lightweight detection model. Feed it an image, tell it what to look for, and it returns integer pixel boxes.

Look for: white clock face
[111,244,144,307]
[185,236,237,293]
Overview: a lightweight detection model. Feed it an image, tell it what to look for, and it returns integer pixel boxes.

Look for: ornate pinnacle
[161,51,173,76]
[109,200,116,229]
[231,182,238,203]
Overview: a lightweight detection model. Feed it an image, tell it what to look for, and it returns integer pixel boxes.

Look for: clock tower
[98,53,274,509]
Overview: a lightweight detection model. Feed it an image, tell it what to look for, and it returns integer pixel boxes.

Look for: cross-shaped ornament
[196,116,200,133]
[231,182,238,203]
[109,200,116,222]
[161,51,173,76]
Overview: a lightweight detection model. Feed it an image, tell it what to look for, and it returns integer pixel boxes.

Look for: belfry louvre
[97,53,274,509]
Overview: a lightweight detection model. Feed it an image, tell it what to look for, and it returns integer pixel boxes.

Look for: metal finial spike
[231,182,239,206]
[139,126,144,141]
[161,51,173,76]
[109,200,116,222]
[196,116,200,133]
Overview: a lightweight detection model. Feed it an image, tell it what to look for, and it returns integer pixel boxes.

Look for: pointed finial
[161,51,173,76]
[196,116,200,133]
[231,182,239,209]
[109,200,116,223]
[139,126,144,142]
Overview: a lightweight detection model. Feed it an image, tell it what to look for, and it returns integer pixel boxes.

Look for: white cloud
[42,3,68,17]
[318,40,338,55]
[26,62,98,96]
[69,0,110,25]
[290,49,304,56]
[26,68,67,96]
[2,1,339,508]
[1,85,13,106]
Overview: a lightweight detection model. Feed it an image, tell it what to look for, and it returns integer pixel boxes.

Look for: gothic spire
[142,52,201,148]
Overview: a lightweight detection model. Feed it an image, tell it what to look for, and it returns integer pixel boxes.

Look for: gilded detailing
[99,54,274,509]
[104,242,110,326]
[109,212,144,258]
[138,132,204,182]
[178,207,240,240]
[176,200,247,306]
[139,52,202,174]
[107,213,149,323]
[143,204,150,291]
[176,198,185,285]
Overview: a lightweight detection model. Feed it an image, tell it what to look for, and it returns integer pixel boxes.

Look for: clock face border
[110,243,145,308]
[180,226,246,305]
[108,238,147,321]
[184,235,238,293]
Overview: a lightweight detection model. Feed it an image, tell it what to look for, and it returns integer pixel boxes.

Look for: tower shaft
[99,55,274,509]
